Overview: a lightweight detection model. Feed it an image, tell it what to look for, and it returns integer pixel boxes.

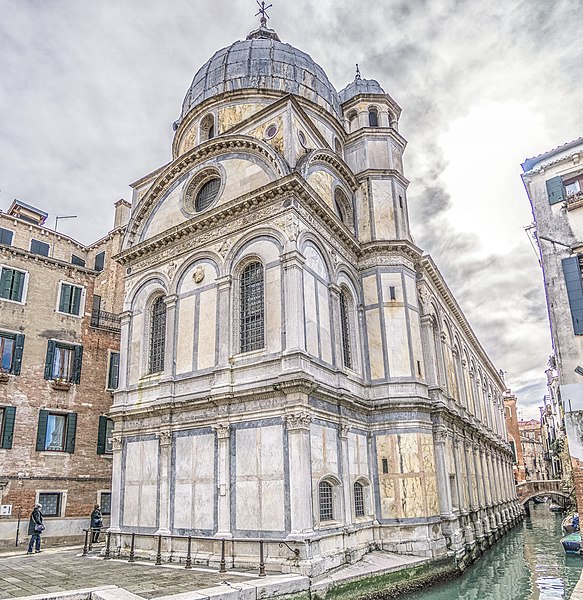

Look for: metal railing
[82,529,301,577]
[90,310,121,333]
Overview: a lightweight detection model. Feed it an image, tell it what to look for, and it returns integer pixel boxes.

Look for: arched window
[368,108,379,127]
[319,481,333,521]
[240,262,264,353]
[195,177,221,212]
[148,296,166,374]
[333,188,353,230]
[339,289,352,369]
[200,114,215,141]
[354,481,365,517]
[347,110,358,132]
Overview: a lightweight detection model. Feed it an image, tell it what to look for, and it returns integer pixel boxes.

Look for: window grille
[100,492,112,515]
[319,481,333,521]
[39,492,62,517]
[368,109,379,127]
[149,297,166,374]
[339,290,352,369]
[195,178,221,212]
[240,262,264,353]
[354,482,365,517]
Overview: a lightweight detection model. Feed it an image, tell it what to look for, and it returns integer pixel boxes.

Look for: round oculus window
[265,124,278,139]
[195,177,221,212]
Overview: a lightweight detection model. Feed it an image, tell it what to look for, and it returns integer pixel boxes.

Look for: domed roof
[339,77,385,104]
[179,27,342,123]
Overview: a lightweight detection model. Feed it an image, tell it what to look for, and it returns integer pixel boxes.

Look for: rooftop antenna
[355,64,361,80]
[255,1,273,27]
[55,214,77,233]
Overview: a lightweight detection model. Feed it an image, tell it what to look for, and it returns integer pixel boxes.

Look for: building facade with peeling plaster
[109,21,520,575]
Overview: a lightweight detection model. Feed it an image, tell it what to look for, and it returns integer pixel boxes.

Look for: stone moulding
[51,379,72,391]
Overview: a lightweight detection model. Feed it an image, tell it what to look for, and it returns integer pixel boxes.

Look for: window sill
[0,373,10,383]
[55,310,83,319]
[0,297,26,306]
[316,520,343,530]
[51,380,72,391]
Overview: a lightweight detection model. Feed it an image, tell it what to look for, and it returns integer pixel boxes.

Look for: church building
[110,17,520,574]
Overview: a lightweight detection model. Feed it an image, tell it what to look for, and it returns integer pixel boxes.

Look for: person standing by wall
[90,504,103,543]
[27,504,44,554]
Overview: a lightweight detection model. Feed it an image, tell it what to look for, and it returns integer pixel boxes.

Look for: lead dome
[178,26,342,124]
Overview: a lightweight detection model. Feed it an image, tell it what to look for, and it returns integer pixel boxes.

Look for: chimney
[114,199,131,229]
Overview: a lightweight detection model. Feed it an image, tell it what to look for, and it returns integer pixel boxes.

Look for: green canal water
[407,504,583,599]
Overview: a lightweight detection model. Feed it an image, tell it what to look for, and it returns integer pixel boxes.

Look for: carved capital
[213,423,231,440]
[157,430,173,447]
[339,424,350,439]
[285,412,312,431]
[434,427,448,444]
[112,436,124,452]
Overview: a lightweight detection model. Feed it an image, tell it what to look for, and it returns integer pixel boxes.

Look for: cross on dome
[255,1,273,27]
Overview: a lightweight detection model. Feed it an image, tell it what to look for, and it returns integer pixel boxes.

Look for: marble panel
[317,280,332,364]
[124,439,159,528]
[310,424,339,476]
[365,308,385,379]
[380,273,401,303]
[419,435,436,472]
[379,477,396,519]
[400,477,424,518]
[178,262,217,295]
[303,246,328,280]
[363,275,378,305]
[425,475,440,515]
[240,239,280,265]
[304,273,319,358]
[197,288,217,370]
[367,139,390,170]
[348,433,369,478]
[396,433,421,473]
[307,170,334,208]
[143,184,187,240]
[384,306,411,377]
[265,267,282,353]
[218,103,266,133]
[404,273,417,308]
[176,296,196,375]
[221,159,271,202]
[128,312,143,385]
[409,314,424,378]
[236,480,260,530]
[371,179,396,239]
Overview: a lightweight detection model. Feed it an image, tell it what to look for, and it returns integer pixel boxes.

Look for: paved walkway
[0,546,257,599]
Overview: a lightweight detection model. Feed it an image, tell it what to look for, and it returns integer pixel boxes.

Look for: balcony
[566,191,583,211]
[90,310,121,334]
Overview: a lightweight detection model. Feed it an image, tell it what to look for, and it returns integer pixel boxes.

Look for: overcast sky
[1,0,582,418]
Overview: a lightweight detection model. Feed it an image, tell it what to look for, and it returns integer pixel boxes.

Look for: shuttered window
[0,406,16,449]
[0,332,24,374]
[36,410,77,453]
[562,257,583,335]
[58,283,83,316]
[0,267,26,302]
[44,340,83,383]
[97,416,114,455]
[107,352,120,389]
[94,251,105,272]
[546,176,565,205]
[71,254,86,267]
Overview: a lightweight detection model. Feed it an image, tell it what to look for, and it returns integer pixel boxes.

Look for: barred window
[339,290,352,369]
[354,482,365,517]
[319,481,333,521]
[148,297,166,374]
[195,178,221,212]
[240,262,264,353]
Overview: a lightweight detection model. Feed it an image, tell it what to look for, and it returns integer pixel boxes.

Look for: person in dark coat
[27,503,44,554]
[90,504,103,543]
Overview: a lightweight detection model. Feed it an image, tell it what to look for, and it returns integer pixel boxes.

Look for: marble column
[420,315,438,385]
[464,440,476,511]
[214,423,232,538]
[473,443,484,509]
[339,425,353,527]
[286,412,314,538]
[156,430,172,535]
[434,428,453,517]
[108,435,124,533]
[215,276,232,367]
[452,438,465,512]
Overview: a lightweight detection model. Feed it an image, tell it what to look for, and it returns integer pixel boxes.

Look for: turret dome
[178,26,342,123]
[339,77,385,104]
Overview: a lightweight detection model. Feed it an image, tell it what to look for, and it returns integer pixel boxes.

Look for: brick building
[518,419,548,481]
[0,199,128,548]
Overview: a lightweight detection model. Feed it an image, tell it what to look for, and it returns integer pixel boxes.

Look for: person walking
[90,504,103,543]
[27,503,44,554]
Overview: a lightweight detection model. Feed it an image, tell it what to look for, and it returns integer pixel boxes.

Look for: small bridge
[516,479,572,505]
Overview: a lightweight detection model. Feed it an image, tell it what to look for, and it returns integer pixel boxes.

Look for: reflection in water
[407,504,581,600]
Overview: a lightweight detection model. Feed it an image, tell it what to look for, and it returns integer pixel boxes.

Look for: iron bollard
[185,536,192,569]
[259,540,265,577]
[88,528,93,552]
[219,539,226,573]
[104,531,111,560]
[82,529,89,556]
[129,533,136,563]
[156,535,162,565]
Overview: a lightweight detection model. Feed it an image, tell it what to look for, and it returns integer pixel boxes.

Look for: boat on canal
[561,532,582,555]
[549,503,563,512]
[562,513,579,534]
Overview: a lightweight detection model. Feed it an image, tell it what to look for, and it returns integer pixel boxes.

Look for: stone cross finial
[255,0,273,27]
[355,64,361,80]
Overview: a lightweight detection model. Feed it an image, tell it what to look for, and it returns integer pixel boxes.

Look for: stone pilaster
[162,294,178,380]
[108,435,124,533]
[156,430,173,535]
[420,314,438,385]
[214,423,232,538]
[434,428,453,518]
[116,311,131,394]
[281,251,306,354]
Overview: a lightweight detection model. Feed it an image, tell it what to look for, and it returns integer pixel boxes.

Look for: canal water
[408,503,582,599]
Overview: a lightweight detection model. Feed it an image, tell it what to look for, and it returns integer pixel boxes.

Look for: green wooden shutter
[0,268,11,299]
[11,270,22,302]
[562,257,583,334]
[12,334,24,375]
[108,352,120,389]
[72,345,83,384]
[97,415,108,455]
[59,284,71,313]
[44,340,56,380]
[71,287,81,315]
[546,176,565,205]
[65,412,77,453]
[1,406,16,449]
[36,409,49,451]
